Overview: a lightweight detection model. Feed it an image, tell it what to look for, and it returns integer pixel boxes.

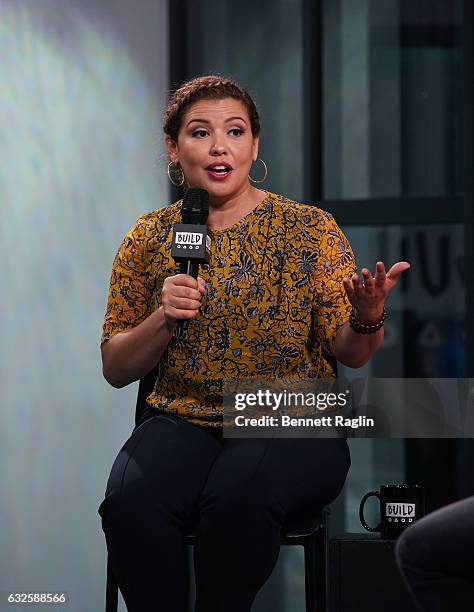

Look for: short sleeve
[100,216,153,346]
[312,213,357,356]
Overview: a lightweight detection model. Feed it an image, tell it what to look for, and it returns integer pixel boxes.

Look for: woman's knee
[98,422,156,525]
[270,438,351,511]
[99,415,222,526]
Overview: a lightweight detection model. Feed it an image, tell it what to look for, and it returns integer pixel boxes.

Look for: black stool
[103,366,330,611]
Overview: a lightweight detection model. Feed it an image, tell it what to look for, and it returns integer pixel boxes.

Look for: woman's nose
[210,140,226,154]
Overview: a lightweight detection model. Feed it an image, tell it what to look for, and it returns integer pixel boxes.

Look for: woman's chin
[203,181,236,198]
[186,174,247,200]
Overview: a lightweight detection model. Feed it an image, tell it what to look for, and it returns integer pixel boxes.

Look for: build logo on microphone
[175,232,203,250]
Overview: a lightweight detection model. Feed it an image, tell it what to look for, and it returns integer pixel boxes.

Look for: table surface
[331,532,399,542]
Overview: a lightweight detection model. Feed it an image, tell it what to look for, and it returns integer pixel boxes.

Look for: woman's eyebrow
[186,116,248,126]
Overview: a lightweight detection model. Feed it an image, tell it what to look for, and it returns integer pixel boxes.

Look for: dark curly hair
[163,75,261,142]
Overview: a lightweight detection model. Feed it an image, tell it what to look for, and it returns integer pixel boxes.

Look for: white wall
[0,1,168,608]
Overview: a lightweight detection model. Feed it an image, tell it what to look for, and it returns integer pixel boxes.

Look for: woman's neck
[206,186,267,231]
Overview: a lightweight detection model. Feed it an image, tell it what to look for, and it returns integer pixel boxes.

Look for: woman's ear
[164,135,178,163]
[252,135,260,162]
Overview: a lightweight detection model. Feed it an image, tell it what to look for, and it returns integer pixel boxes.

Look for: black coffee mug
[359,484,425,539]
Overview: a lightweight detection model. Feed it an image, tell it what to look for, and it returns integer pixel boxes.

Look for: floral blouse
[100,190,357,430]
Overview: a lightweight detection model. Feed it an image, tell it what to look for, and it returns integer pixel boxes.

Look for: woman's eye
[192,128,243,137]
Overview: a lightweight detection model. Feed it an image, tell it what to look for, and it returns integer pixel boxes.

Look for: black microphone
[172,187,211,276]
[171,188,211,327]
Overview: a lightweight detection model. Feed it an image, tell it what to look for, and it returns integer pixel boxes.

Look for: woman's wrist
[352,305,385,325]
[158,307,178,333]
[349,306,386,334]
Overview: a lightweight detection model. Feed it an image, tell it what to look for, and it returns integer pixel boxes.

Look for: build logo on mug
[359,484,425,539]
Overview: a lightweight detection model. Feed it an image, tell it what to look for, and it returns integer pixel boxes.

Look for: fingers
[197,276,207,295]
[348,272,368,298]
[360,263,388,290]
[161,274,205,320]
[171,285,202,300]
[172,273,207,295]
[361,268,375,293]
[343,276,355,300]
[374,261,386,288]
[386,261,411,282]
[346,261,409,294]
[171,273,201,289]
[343,273,366,301]
[344,261,410,310]
[343,265,383,302]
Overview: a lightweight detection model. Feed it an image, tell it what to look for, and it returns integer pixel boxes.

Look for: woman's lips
[206,169,232,180]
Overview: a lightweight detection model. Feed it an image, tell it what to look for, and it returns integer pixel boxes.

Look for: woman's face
[165,97,259,199]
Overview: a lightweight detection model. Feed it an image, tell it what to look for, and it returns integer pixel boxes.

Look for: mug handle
[359,490,382,532]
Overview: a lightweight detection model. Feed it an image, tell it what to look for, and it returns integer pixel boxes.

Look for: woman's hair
[163,75,260,142]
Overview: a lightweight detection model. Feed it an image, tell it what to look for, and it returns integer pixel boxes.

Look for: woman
[98,75,409,611]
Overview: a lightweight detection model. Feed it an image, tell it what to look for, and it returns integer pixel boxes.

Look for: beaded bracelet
[349,306,387,334]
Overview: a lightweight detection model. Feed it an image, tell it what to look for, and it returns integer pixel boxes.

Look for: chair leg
[106,553,119,612]
[304,526,327,612]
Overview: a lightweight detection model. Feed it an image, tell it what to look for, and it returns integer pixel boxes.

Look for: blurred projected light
[0,0,166,592]
[0,0,165,414]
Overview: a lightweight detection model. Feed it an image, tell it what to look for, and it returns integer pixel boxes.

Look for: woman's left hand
[343,261,411,322]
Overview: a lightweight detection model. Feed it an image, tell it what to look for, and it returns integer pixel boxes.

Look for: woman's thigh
[196,436,350,518]
[98,414,223,528]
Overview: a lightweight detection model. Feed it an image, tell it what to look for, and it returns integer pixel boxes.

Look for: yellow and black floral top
[100,190,357,430]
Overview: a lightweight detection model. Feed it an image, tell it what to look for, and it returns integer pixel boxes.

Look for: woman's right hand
[161,274,206,327]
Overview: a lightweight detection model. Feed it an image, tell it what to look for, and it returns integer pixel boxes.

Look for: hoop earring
[249,158,268,184]
[167,161,185,187]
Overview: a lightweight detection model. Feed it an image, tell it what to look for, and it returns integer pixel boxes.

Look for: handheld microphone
[172,188,211,276]
[171,188,211,327]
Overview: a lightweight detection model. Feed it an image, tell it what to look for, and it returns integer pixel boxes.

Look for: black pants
[395,495,474,611]
[98,413,350,612]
